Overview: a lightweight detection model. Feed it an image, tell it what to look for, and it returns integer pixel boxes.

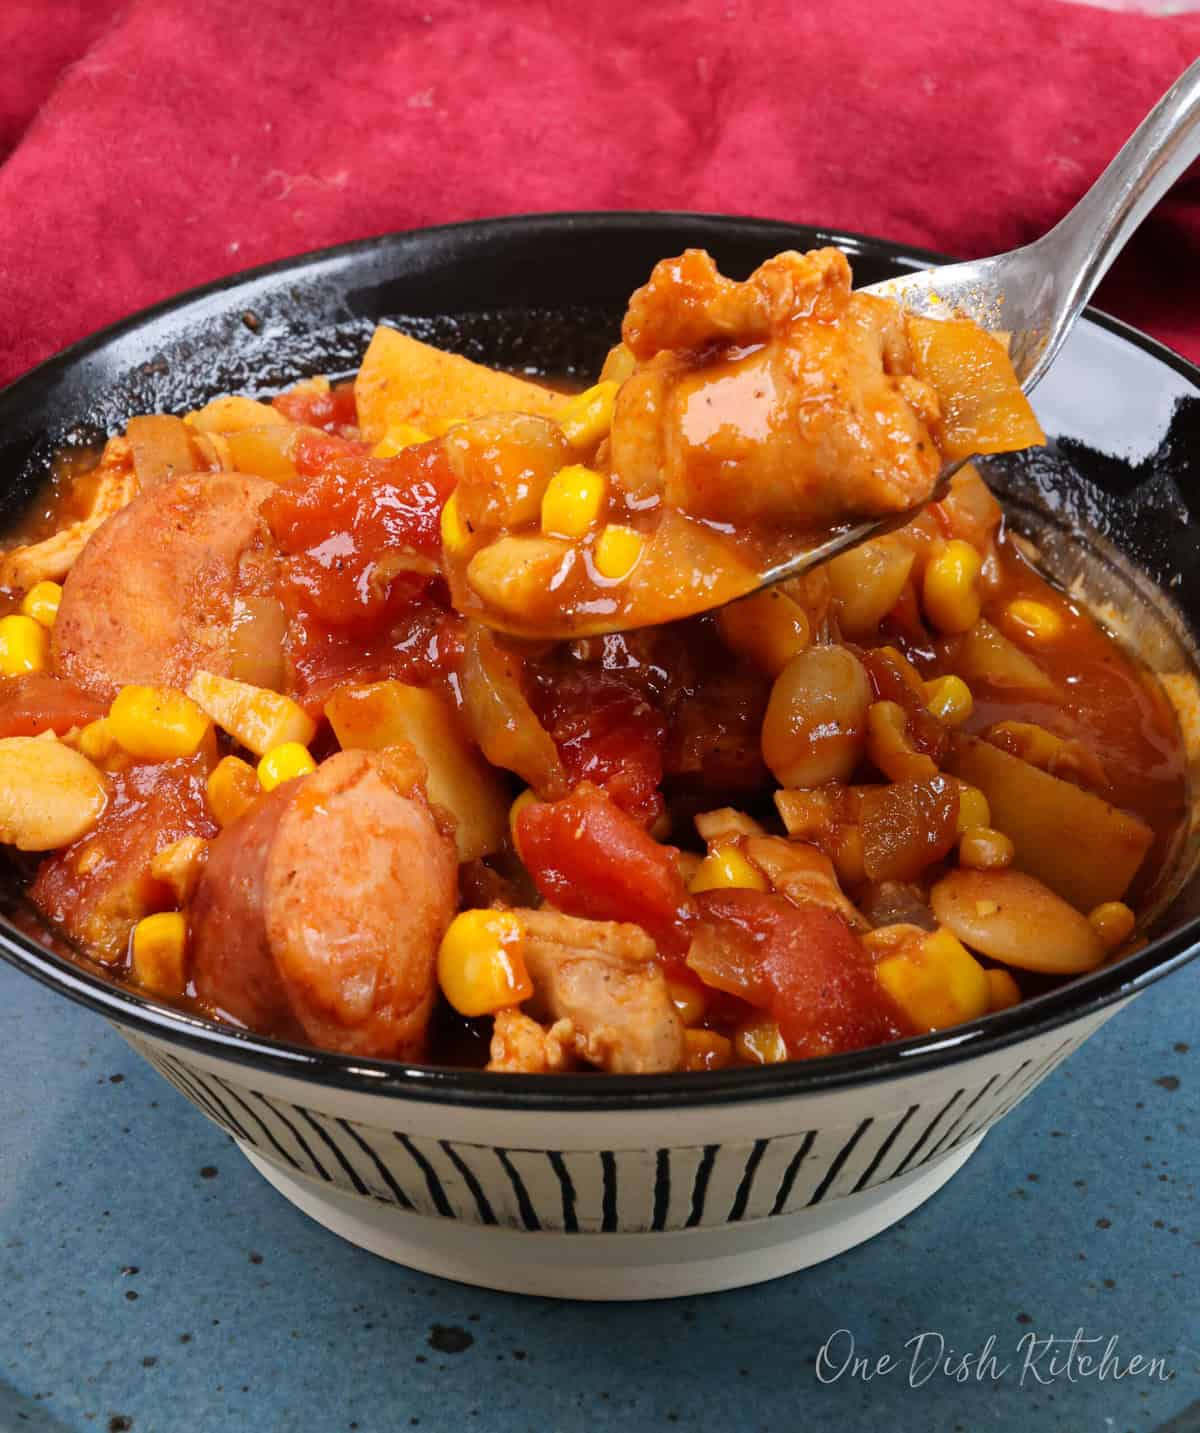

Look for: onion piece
[460,623,566,796]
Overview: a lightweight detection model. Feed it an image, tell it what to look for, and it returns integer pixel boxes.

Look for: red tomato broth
[0,674,105,737]
[30,754,218,968]
[931,537,1187,890]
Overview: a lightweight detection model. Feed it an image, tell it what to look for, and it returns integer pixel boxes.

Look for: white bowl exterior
[119,999,1123,1270]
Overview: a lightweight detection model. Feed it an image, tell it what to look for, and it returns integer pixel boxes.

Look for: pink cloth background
[0,0,1197,390]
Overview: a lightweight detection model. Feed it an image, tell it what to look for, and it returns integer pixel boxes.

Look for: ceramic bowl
[2,214,1198,1299]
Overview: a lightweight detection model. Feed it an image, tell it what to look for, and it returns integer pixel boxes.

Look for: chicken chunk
[0,439,138,591]
[517,908,685,1074]
[610,247,942,530]
[487,1008,577,1074]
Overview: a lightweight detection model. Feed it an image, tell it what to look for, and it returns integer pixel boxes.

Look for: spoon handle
[1026,59,1200,391]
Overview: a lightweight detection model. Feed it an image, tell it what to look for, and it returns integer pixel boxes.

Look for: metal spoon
[752,58,1200,593]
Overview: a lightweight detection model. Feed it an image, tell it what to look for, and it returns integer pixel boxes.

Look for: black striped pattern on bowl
[125,1031,1084,1234]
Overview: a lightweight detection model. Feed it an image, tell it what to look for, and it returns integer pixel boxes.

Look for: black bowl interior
[1,212,1199,1110]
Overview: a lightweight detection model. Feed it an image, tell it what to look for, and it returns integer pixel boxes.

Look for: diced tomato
[0,674,106,738]
[533,670,665,825]
[271,380,358,432]
[689,890,911,1058]
[515,783,695,956]
[262,430,455,627]
[31,754,218,966]
[285,597,464,716]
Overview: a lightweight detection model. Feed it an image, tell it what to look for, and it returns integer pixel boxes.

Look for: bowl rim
[2,208,1199,1112]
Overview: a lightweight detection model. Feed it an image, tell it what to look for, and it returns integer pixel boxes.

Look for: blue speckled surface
[2,960,1196,1433]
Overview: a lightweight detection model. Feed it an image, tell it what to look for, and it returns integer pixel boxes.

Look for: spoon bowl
[474,61,1200,638]
[752,59,1200,597]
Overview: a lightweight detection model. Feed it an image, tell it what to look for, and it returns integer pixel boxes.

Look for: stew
[0,246,1187,1075]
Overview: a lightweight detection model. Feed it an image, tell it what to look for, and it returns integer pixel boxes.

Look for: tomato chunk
[286,597,463,716]
[515,783,694,956]
[31,754,218,966]
[271,380,358,432]
[688,890,911,1057]
[0,674,106,738]
[262,430,455,627]
[534,671,665,825]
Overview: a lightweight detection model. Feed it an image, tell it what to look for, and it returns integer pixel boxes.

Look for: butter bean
[0,736,108,851]
[930,868,1104,975]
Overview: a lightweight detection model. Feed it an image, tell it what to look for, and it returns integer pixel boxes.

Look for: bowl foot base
[240,1134,983,1299]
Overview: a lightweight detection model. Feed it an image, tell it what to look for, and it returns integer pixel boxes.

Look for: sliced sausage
[190,749,457,1060]
[52,471,277,701]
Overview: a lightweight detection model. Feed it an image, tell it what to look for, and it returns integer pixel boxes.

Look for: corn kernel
[559,380,619,450]
[716,589,811,676]
[924,674,974,727]
[0,614,49,676]
[257,741,316,792]
[440,490,470,554]
[666,978,708,1027]
[206,755,259,827]
[131,911,189,1001]
[875,926,989,1033]
[540,464,607,539]
[1088,900,1135,951]
[734,1017,789,1065]
[688,843,768,894]
[923,539,983,634]
[956,784,991,834]
[593,524,644,581]
[108,685,212,760]
[985,967,1022,1012]
[371,422,432,457]
[1006,598,1065,642]
[437,909,533,1017]
[20,580,63,628]
[958,826,1015,870]
[149,836,209,905]
[684,1028,734,1071]
[186,670,317,756]
[509,788,540,851]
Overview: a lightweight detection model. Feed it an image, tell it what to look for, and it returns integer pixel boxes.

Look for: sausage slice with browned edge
[52,470,278,700]
[190,749,457,1059]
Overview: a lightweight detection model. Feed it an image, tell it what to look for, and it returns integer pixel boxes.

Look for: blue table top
[2,958,1196,1433]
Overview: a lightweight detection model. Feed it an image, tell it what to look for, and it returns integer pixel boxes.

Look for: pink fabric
[0,0,1197,390]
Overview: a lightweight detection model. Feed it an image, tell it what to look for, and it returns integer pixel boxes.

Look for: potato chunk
[354,326,568,443]
[325,681,508,862]
[945,736,1152,910]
